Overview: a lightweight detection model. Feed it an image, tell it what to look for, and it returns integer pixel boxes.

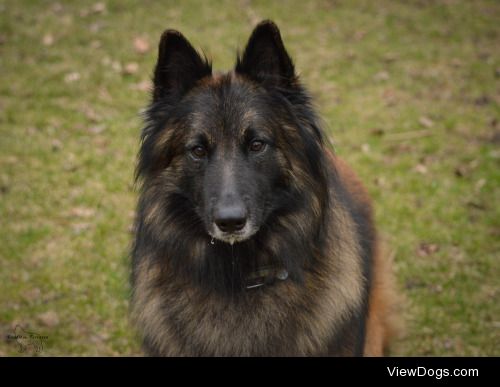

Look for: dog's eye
[191,145,207,159]
[249,140,266,153]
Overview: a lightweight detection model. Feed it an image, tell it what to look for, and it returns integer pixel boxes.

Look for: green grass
[0,0,498,356]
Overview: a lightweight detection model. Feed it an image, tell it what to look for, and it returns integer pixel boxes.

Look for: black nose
[214,205,247,233]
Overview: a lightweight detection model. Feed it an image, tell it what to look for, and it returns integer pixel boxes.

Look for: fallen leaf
[90,333,109,345]
[383,53,398,63]
[123,62,139,75]
[474,95,490,106]
[90,40,101,49]
[42,33,54,46]
[63,164,79,172]
[61,14,73,27]
[79,8,90,17]
[373,176,386,187]
[373,71,389,81]
[51,139,63,151]
[419,116,434,128]
[93,136,108,150]
[64,72,80,83]
[72,222,90,234]
[475,178,486,192]
[405,277,426,290]
[428,284,443,294]
[37,311,60,328]
[132,80,151,92]
[417,243,440,257]
[442,338,455,350]
[414,164,428,174]
[51,2,63,13]
[466,201,486,211]
[382,88,398,106]
[346,50,356,60]
[82,106,100,122]
[370,128,385,136]
[91,2,106,14]
[133,36,150,54]
[70,207,95,218]
[386,143,415,155]
[490,130,500,144]
[454,165,467,177]
[89,22,104,33]
[489,227,500,238]
[111,60,122,73]
[23,288,41,303]
[98,87,112,101]
[454,159,479,177]
[489,149,500,159]
[353,30,366,41]
[87,124,106,134]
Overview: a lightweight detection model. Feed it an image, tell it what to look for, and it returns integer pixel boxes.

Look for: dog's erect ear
[235,20,295,87]
[153,30,212,102]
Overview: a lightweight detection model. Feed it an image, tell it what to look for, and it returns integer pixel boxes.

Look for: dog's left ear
[235,20,295,87]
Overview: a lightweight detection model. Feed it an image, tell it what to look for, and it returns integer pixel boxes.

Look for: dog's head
[138,21,325,245]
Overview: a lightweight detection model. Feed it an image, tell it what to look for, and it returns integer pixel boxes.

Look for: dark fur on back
[131,21,385,356]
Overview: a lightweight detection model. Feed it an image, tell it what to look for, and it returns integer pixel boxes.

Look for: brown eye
[249,140,265,152]
[191,145,207,159]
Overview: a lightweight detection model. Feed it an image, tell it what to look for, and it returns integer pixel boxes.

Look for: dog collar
[245,266,289,290]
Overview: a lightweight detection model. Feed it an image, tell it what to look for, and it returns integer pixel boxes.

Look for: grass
[0,0,498,356]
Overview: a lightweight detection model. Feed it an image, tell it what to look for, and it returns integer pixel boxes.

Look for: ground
[0,0,498,356]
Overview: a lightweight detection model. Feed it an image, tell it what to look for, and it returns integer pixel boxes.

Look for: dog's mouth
[208,222,258,245]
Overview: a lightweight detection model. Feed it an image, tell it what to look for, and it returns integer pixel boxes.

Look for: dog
[131,20,399,356]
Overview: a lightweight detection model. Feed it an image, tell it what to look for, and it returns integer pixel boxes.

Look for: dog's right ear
[235,20,295,88]
[153,30,212,102]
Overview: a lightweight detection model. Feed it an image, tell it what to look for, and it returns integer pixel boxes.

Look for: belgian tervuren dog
[131,20,399,356]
